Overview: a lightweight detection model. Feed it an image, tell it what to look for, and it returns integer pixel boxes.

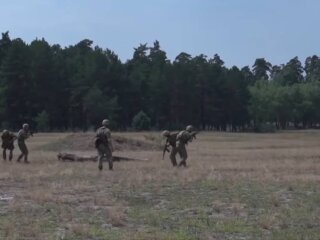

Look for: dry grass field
[0,131,320,239]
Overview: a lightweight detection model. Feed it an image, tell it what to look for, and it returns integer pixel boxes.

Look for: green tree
[252,58,271,81]
[276,57,304,85]
[132,111,151,130]
[0,38,31,128]
[0,31,11,65]
[34,110,49,131]
[83,85,119,128]
[305,55,320,82]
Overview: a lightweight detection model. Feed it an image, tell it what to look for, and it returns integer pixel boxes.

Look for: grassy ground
[0,131,320,239]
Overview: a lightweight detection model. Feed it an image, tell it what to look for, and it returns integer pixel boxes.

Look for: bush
[34,110,50,131]
[254,123,276,133]
[132,111,151,131]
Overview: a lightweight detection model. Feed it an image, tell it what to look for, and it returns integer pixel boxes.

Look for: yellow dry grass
[0,131,320,239]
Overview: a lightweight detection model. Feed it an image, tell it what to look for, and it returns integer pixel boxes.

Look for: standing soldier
[161,130,179,166]
[95,119,114,171]
[17,123,32,163]
[175,125,196,167]
[1,130,17,161]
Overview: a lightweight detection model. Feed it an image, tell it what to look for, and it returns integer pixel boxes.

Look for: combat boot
[108,161,113,170]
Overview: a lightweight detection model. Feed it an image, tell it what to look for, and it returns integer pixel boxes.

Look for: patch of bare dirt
[39,133,161,152]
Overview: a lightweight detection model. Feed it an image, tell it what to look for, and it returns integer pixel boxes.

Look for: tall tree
[305,55,320,82]
[278,57,304,85]
[252,58,271,81]
[0,38,31,128]
[0,31,11,66]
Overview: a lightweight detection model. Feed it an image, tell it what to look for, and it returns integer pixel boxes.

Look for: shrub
[132,111,151,131]
[34,110,49,131]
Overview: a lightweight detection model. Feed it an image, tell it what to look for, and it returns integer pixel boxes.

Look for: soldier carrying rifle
[95,119,114,171]
[16,123,32,163]
[175,125,197,167]
[161,130,179,166]
[1,130,17,161]
[162,125,198,167]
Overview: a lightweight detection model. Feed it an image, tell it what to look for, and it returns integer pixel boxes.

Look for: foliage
[132,111,151,131]
[34,110,49,131]
[0,32,320,131]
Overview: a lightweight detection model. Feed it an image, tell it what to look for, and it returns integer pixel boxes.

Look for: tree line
[0,31,320,132]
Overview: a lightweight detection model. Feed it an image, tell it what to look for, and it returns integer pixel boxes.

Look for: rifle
[26,128,34,137]
[190,131,198,141]
[162,140,170,160]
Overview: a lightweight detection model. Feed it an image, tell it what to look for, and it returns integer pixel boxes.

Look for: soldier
[1,130,17,161]
[95,119,114,170]
[16,123,32,163]
[161,130,179,166]
[175,125,195,167]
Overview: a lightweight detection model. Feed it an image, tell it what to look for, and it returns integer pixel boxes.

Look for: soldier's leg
[98,155,104,170]
[108,155,113,170]
[3,149,6,160]
[170,147,178,166]
[24,152,29,163]
[8,144,14,161]
[17,142,24,162]
[23,146,29,163]
[106,150,113,170]
[17,153,23,162]
[9,150,13,161]
[20,143,29,163]
[178,145,188,167]
[97,145,104,170]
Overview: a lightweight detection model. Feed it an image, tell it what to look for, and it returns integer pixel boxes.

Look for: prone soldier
[1,130,17,161]
[16,123,32,163]
[95,119,114,170]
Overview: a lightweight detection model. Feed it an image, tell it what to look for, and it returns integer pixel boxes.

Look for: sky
[1,0,320,68]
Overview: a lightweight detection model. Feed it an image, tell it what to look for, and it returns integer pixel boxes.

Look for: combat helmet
[161,130,170,137]
[102,119,110,126]
[22,123,29,130]
[186,125,194,132]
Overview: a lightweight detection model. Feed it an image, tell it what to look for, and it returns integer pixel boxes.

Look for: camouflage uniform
[1,130,16,161]
[17,124,31,163]
[95,119,113,170]
[175,125,194,167]
[162,131,179,166]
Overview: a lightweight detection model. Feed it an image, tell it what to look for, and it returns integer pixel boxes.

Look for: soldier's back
[177,130,191,144]
[168,132,179,146]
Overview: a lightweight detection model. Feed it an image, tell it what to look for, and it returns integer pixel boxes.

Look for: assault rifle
[162,141,170,160]
[29,130,34,137]
[190,131,198,141]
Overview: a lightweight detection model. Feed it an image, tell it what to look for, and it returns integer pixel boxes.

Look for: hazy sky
[1,0,319,67]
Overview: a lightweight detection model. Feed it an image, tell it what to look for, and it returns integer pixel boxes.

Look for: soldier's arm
[165,138,170,151]
[110,138,114,152]
[189,131,198,142]
[25,131,31,139]
[108,132,114,152]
